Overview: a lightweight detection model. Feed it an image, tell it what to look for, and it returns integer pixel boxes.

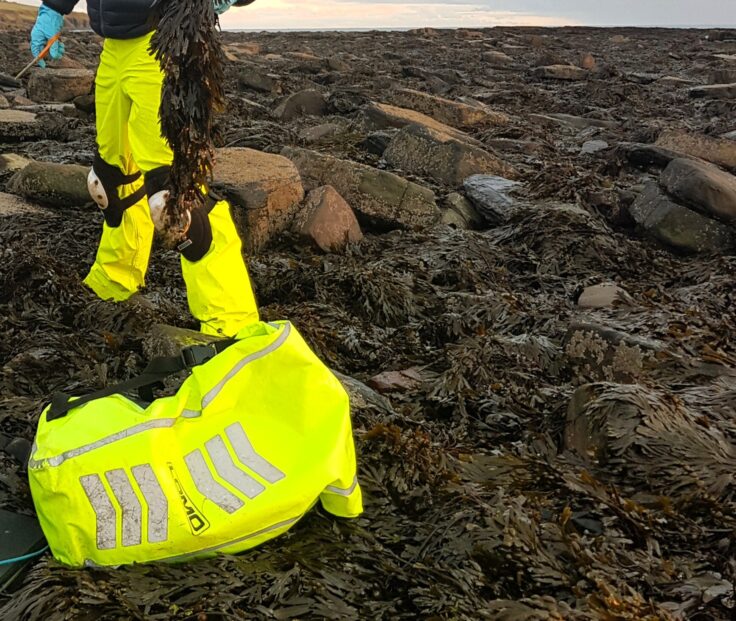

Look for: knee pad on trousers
[144,167,216,262]
[88,153,146,228]
[177,194,217,263]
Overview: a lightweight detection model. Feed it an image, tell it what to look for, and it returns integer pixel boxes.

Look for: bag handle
[47,341,236,422]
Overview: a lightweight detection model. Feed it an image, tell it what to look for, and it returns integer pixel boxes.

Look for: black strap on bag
[47,340,236,422]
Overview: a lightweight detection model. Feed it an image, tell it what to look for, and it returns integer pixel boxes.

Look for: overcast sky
[14,0,736,29]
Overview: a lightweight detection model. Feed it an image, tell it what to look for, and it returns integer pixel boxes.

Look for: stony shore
[1,22,735,620]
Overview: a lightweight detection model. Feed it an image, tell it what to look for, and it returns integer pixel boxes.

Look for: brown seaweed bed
[1,25,736,620]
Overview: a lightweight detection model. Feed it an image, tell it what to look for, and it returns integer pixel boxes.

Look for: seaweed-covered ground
[1,23,736,620]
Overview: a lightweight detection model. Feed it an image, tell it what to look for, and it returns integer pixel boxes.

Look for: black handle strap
[47,340,236,422]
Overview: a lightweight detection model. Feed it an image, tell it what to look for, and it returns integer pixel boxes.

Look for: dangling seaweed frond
[150,0,226,231]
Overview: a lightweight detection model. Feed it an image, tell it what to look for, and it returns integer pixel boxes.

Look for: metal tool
[14,33,62,81]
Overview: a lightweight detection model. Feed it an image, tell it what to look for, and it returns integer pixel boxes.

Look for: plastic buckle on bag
[180,345,217,370]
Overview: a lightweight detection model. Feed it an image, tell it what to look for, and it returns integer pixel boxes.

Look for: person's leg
[83,37,155,302]
[125,36,260,336]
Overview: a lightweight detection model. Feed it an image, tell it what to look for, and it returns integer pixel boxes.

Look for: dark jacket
[42,0,254,40]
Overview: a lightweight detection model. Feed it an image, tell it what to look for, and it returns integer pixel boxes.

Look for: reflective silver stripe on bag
[205,435,265,499]
[325,475,359,497]
[80,474,117,550]
[132,464,169,543]
[105,469,142,547]
[185,449,244,513]
[226,423,285,484]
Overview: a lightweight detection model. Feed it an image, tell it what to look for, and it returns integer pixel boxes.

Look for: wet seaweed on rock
[149,0,226,230]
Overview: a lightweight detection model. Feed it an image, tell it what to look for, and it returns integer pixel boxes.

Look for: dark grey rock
[629,182,734,254]
[463,174,521,225]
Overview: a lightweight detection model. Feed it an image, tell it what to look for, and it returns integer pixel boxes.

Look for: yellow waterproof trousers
[84,33,258,336]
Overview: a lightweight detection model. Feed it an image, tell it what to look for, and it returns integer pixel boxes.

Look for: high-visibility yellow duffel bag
[28,320,362,567]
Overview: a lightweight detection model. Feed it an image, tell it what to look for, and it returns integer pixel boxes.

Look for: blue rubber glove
[213,0,239,15]
[30,6,65,69]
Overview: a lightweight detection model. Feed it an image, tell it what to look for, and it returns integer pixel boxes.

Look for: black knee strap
[177,191,221,263]
[144,166,171,198]
[92,152,147,228]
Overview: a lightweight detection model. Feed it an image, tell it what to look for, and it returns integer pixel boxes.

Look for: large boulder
[565,383,736,504]
[463,174,521,225]
[0,109,45,142]
[281,146,439,230]
[238,65,282,94]
[27,68,94,103]
[273,89,327,121]
[7,161,89,207]
[564,322,662,382]
[656,129,736,172]
[212,148,305,252]
[383,124,516,187]
[660,158,736,224]
[389,88,509,128]
[361,102,480,145]
[629,182,734,254]
[293,185,363,252]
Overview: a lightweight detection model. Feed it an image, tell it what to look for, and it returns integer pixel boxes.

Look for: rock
[390,88,509,128]
[463,174,521,225]
[710,69,736,85]
[224,42,261,60]
[367,368,423,393]
[293,185,363,252]
[660,158,736,224]
[212,148,305,253]
[332,371,395,416]
[620,142,698,169]
[579,53,596,70]
[532,65,589,81]
[358,131,395,156]
[238,65,281,94]
[326,56,350,72]
[580,140,609,155]
[629,182,734,254]
[564,322,662,382]
[482,50,515,68]
[564,383,736,502]
[485,138,543,156]
[0,94,8,109]
[657,76,697,87]
[10,94,34,106]
[656,129,736,171]
[0,191,47,217]
[0,153,31,175]
[27,68,94,103]
[626,72,659,85]
[143,324,219,360]
[273,89,326,121]
[0,109,44,142]
[384,124,516,188]
[723,130,736,141]
[281,146,439,230]
[7,161,89,207]
[529,113,616,130]
[444,192,483,229]
[689,83,736,99]
[299,122,343,143]
[72,93,95,114]
[577,283,633,308]
[362,102,481,145]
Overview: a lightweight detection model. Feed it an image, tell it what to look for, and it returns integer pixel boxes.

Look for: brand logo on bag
[168,463,210,535]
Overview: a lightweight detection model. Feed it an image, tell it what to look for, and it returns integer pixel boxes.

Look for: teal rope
[0,546,49,567]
